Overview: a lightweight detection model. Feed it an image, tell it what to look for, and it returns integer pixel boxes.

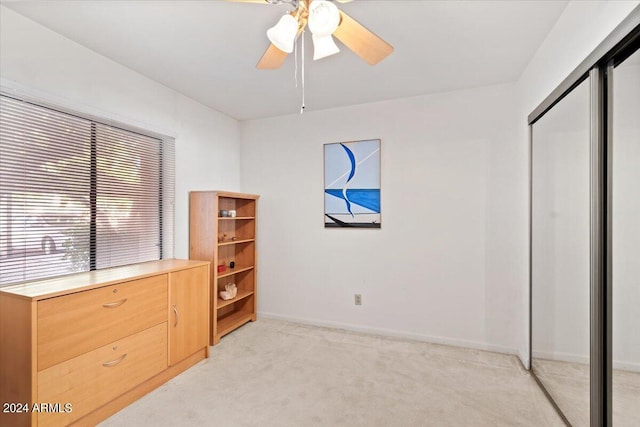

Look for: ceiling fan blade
[257,44,289,69]
[333,11,393,65]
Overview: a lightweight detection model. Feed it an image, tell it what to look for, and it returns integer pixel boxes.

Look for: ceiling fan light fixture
[312,34,340,60]
[308,0,340,35]
[267,13,298,53]
[308,0,341,60]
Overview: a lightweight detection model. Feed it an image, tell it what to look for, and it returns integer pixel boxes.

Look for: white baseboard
[258,311,518,356]
[613,361,640,373]
[532,350,590,365]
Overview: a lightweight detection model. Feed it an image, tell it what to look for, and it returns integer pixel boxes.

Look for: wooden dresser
[0,259,210,427]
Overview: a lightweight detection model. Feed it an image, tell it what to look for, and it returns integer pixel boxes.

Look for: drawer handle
[102,298,128,308]
[102,353,127,367]
[172,304,179,327]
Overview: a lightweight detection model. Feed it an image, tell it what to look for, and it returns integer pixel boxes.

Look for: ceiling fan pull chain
[294,32,298,88]
[301,29,305,114]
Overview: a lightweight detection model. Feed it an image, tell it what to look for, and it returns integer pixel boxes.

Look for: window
[0,93,175,286]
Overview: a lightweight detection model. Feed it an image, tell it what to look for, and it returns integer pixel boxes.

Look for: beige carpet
[100,319,563,427]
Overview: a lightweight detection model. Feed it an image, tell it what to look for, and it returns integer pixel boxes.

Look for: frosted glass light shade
[308,0,340,36]
[309,0,341,60]
[267,14,298,53]
[312,34,340,60]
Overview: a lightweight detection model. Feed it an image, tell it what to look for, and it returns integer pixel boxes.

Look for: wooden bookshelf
[189,191,259,345]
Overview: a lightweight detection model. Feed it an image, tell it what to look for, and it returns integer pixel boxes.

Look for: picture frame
[324,139,381,228]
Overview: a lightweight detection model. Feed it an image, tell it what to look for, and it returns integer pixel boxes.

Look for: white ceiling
[2,0,568,121]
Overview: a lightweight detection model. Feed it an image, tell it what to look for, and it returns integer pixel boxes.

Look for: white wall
[0,6,242,259]
[515,1,640,367]
[241,84,521,353]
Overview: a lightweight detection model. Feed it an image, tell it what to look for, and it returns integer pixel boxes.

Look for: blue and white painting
[324,139,381,228]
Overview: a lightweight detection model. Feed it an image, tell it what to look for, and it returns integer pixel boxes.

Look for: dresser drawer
[37,322,168,427]
[38,274,168,370]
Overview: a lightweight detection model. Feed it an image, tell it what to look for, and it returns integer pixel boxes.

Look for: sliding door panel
[531,78,591,426]
[612,49,640,426]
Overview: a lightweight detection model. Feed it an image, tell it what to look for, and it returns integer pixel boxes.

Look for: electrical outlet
[354,294,362,306]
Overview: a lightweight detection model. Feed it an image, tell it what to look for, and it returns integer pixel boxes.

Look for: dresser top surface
[0,259,209,300]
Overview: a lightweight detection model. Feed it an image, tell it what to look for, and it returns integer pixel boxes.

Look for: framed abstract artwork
[324,139,381,228]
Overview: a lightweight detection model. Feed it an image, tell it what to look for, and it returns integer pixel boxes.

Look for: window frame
[0,90,175,287]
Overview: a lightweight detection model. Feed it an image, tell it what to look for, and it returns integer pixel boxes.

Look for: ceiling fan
[228,0,393,69]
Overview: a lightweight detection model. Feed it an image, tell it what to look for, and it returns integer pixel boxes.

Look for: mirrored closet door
[530,10,639,426]
[611,48,640,426]
[531,77,591,427]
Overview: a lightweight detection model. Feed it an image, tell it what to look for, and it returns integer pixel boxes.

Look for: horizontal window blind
[0,93,174,286]
[95,124,161,269]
